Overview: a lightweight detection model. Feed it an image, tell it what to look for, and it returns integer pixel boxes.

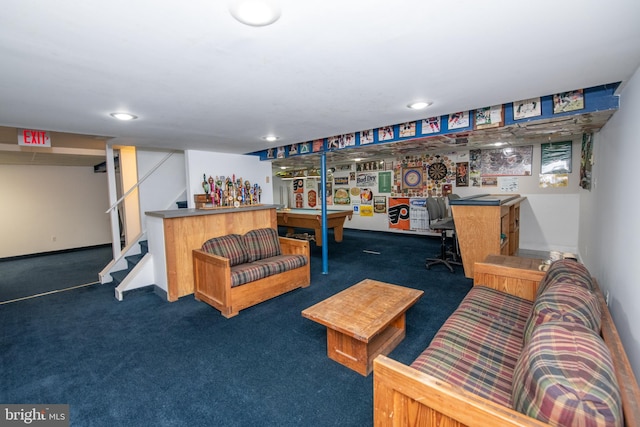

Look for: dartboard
[428,162,448,181]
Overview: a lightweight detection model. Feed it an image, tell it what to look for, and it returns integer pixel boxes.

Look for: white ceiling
[1,0,639,165]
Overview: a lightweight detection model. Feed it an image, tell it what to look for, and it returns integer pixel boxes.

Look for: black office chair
[425,196,462,273]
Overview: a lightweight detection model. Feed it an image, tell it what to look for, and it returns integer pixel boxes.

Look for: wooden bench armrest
[595,280,640,427]
[193,249,232,308]
[193,249,230,268]
[373,355,548,427]
[279,236,310,257]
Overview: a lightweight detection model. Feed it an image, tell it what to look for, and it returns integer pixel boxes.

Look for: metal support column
[321,153,328,274]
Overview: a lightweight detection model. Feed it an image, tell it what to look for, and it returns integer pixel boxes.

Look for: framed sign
[541,141,572,174]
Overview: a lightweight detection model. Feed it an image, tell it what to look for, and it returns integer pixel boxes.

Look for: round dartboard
[428,162,448,181]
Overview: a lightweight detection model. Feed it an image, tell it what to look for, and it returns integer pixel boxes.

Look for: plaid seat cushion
[243,228,281,262]
[252,254,307,275]
[513,322,622,427]
[523,284,602,346]
[411,287,531,406]
[202,234,249,266]
[230,263,271,287]
[458,286,532,328]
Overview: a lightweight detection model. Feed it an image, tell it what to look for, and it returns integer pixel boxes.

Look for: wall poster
[480,146,532,176]
[388,197,410,230]
[541,141,572,174]
[409,198,428,231]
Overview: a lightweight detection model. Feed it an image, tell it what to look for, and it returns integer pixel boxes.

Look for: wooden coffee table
[301,279,423,376]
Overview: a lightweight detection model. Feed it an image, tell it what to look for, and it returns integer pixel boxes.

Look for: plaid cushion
[523,284,602,346]
[243,228,281,262]
[230,263,271,287]
[411,287,531,406]
[252,254,307,275]
[513,322,622,427]
[535,259,594,299]
[458,286,532,328]
[202,234,249,266]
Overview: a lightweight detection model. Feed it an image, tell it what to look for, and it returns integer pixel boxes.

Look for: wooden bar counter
[450,194,526,279]
[146,205,279,301]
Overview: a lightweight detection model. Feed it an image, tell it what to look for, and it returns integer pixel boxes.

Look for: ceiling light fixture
[407,101,432,110]
[263,135,279,142]
[110,112,138,121]
[229,0,281,27]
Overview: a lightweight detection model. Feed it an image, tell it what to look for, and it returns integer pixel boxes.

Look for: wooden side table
[473,254,546,301]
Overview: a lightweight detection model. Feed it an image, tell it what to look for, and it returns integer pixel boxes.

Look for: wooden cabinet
[450,194,525,278]
[146,205,278,301]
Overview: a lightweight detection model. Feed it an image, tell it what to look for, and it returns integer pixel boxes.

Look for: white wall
[185,151,273,206]
[277,137,584,251]
[0,164,111,258]
[580,66,640,378]
[137,149,186,218]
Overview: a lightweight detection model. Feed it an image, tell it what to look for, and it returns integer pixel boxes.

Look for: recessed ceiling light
[353,158,362,162]
[407,101,432,110]
[229,0,281,27]
[110,112,138,121]
[263,135,279,142]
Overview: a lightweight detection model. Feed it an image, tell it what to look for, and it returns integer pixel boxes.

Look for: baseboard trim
[1,244,112,262]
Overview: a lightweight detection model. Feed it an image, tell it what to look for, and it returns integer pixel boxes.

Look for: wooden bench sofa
[193,227,310,318]
[374,259,640,427]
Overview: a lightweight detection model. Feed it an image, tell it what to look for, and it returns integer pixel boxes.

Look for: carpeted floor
[0,245,113,303]
[0,229,472,426]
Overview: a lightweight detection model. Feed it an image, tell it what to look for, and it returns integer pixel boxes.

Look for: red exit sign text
[18,129,51,147]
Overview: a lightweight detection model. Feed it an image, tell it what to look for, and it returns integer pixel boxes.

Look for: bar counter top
[146,204,280,219]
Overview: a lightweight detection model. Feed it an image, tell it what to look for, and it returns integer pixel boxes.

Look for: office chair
[425,196,462,273]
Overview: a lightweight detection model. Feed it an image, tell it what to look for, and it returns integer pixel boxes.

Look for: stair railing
[104,146,176,260]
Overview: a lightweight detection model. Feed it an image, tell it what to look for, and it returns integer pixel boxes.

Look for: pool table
[276,208,353,246]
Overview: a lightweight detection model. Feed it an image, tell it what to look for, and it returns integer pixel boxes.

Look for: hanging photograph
[334,188,351,205]
[373,196,387,213]
[474,105,503,130]
[399,122,416,137]
[312,139,324,152]
[541,141,572,174]
[378,126,394,141]
[360,129,374,145]
[553,89,584,113]
[513,97,542,120]
[338,133,356,149]
[539,174,569,188]
[480,146,533,176]
[456,161,469,186]
[421,117,441,134]
[447,111,470,130]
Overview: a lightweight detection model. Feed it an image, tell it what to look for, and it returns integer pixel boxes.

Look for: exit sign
[18,129,51,147]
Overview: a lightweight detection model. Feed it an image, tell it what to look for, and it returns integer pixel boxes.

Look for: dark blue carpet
[0,245,113,302]
[0,229,472,426]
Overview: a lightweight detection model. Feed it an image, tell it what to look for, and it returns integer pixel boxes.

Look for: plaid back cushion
[523,284,602,346]
[243,228,281,262]
[513,322,622,427]
[535,259,594,300]
[201,234,249,266]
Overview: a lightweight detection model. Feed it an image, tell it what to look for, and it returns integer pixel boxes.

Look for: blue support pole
[321,153,328,274]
